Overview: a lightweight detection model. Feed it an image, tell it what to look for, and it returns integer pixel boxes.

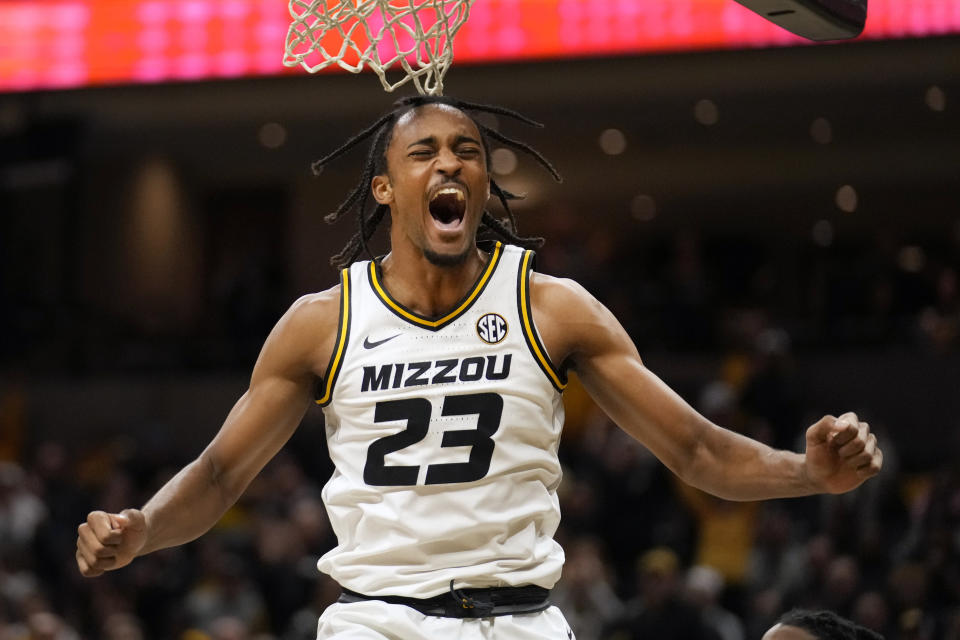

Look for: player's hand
[803,412,883,494]
[76,508,147,577]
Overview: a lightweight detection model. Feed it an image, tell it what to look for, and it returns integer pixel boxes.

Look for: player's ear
[371,174,393,205]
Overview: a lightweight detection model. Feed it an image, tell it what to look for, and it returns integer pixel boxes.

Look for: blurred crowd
[1,218,958,639]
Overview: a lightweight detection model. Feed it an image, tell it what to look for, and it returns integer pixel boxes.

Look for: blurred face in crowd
[762,624,817,640]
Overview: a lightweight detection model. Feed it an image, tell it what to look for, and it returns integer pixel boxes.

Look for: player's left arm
[530,273,883,501]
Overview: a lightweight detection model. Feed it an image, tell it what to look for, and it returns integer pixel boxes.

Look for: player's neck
[379,244,488,319]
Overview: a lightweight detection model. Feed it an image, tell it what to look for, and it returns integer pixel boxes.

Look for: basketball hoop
[284,0,476,96]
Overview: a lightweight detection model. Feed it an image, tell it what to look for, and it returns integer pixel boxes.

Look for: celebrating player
[76,96,883,638]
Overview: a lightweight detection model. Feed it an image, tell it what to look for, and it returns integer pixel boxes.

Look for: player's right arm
[76,287,341,577]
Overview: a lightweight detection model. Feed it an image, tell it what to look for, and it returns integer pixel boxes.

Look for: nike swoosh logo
[363,334,401,349]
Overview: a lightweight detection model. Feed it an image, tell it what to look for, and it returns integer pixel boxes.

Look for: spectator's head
[852,591,890,635]
[563,536,608,587]
[822,555,860,610]
[209,616,248,640]
[102,613,145,640]
[636,547,680,607]
[683,564,724,608]
[27,611,77,640]
[762,609,884,640]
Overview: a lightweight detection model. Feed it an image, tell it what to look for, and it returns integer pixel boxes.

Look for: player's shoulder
[527,272,613,366]
[277,285,343,340]
[528,271,597,313]
[530,272,623,367]
[259,284,345,376]
[289,285,342,317]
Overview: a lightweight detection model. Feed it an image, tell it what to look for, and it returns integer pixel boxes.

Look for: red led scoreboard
[0,0,957,92]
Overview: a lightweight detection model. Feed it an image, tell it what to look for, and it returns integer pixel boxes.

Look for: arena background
[1,1,959,638]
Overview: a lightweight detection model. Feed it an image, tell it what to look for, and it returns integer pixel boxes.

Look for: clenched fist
[804,412,883,494]
[76,509,147,577]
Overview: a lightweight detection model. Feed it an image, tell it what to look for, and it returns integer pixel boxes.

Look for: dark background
[1,33,959,640]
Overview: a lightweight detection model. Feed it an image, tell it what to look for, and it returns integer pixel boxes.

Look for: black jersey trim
[316,268,351,406]
[517,250,567,392]
[368,242,503,332]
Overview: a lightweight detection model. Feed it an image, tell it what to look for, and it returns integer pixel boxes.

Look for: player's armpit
[201,288,343,501]
[134,288,343,557]
[528,274,704,479]
[249,288,344,388]
[526,272,639,372]
[528,275,817,501]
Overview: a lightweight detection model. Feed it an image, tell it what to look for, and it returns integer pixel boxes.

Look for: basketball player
[76,97,883,639]
[763,609,885,640]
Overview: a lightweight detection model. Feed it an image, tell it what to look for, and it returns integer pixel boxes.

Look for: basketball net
[284,0,476,96]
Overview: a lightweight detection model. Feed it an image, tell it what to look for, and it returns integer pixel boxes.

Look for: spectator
[551,536,624,640]
[684,565,744,640]
[601,547,718,640]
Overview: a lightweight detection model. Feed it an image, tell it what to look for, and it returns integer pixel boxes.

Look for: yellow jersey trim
[519,250,567,392]
[316,268,351,406]
[368,242,503,331]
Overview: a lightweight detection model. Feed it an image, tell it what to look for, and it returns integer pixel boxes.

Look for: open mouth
[428,186,467,229]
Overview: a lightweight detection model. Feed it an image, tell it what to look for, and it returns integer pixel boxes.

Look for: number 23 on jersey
[363,392,503,486]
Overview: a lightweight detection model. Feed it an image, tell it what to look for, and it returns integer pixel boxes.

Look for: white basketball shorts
[316,600,575,639]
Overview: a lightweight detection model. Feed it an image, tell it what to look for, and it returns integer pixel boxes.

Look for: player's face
[372,104,490,266]
[761,624,817,640]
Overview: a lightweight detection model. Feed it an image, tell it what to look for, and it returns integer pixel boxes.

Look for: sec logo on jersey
[476,313,508,344]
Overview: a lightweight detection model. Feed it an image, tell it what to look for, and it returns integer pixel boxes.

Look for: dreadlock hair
[777,609,885,640]
[311,95,562,269]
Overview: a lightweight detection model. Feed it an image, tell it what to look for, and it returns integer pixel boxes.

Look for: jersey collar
[368,241,504,331]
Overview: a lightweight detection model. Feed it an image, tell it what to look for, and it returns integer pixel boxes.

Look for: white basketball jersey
[315,242,567,598]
